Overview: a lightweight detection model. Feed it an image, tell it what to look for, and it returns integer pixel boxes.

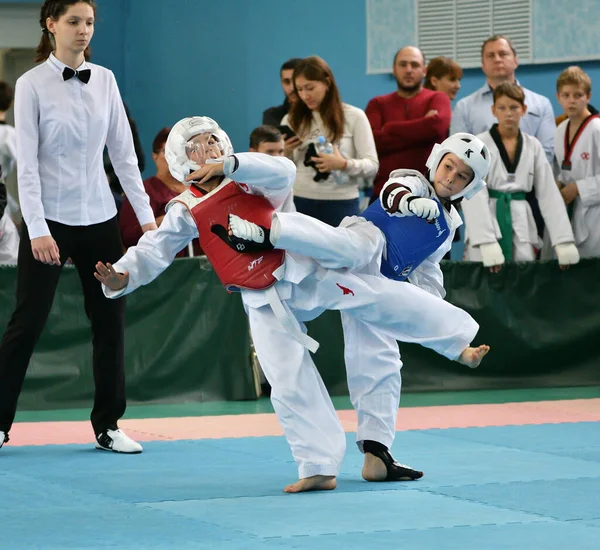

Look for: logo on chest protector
[336,283,355,296]
[434,217,446,239]
[248,256,264,271]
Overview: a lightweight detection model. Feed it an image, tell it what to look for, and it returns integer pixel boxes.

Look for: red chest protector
[170,181,285,292]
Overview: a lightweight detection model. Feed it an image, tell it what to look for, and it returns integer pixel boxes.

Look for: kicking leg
[228,212,383,271]
[313,268,486,363]
[458,344,490,368]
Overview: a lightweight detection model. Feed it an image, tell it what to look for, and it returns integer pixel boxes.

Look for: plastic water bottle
[315,136,349,185]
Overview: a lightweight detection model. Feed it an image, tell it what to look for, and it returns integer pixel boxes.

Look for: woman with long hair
[282,56,378,225]
[0,0,156,454]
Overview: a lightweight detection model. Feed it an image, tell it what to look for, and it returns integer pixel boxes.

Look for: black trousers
[0,217,126,436]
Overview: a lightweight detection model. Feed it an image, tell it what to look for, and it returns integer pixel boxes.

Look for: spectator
[0,81,17,187]
[249,124,285,156]
[247,124,294,397]
[554,66,600,258]
[0,81,19,265]
[282,56,378,226]
[366,46,451,200]
[451,35,555,163]
[556,103,598,126]
[461,82,578,270]
[249,124,295,214]
[262,58,303,127]
[424,56,463,101]
[119,127,202,255]
[424,57,464,257]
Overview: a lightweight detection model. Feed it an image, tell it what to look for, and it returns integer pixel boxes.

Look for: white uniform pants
[250,213,479,479]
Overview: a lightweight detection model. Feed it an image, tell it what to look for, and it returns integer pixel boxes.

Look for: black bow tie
[62,67,91,84]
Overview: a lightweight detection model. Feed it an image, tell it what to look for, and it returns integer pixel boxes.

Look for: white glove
[401,196,440,221]
[479,242,505,267]
[555,242,580,266]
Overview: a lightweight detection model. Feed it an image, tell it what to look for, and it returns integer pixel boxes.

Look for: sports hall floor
[2,386,599,549]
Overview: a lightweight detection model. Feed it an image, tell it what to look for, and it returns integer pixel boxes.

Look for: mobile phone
[279,125,297,140]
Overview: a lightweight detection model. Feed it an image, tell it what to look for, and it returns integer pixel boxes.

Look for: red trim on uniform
[562,113,599,169]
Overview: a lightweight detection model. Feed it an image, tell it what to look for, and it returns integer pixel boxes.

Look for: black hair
[249,125,283,149]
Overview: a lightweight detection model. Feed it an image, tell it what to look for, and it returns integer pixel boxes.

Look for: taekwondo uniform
[462,126,575,262]
[555,115,600,258]
[103,153,479,480]
[271,168,467,452]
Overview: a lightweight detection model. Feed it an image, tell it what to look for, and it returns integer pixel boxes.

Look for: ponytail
[35,30,54,63]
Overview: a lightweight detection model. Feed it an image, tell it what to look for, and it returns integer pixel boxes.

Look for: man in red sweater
[366,46,451,199]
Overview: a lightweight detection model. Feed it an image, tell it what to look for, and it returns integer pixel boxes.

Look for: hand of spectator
[155,215,165,227]
[479,242,505,273]
[31,235,61,266]
[555,242,580,270]
[141,222,158,233]
[94,261,129,290]
[186,162,224,185]
[425,109,439,118]
[311,146,347,172]
[284,136,302,158]
[560,182,578,205]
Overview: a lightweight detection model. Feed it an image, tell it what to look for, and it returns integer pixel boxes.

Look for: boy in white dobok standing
[215,132,493,486]
[554,66,600,258]
[96,117,489,494]
[460,82,579,270]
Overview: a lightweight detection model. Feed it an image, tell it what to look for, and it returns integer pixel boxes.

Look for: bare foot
[362,452,387,481]
[458,344,490,369]
[284,475,337,493]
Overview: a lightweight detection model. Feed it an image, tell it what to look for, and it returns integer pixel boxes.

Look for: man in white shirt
[451,35,555,163]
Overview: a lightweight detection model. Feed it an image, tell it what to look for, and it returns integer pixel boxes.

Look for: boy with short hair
[249,125,285,157]
[249,124,295,215]
[554,66,600,258]
[461,81,578,270]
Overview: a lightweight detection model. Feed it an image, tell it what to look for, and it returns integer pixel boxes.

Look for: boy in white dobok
[96,117,488,494]
[554,66,600,258]
[216,133,493,486]
[461,82,579,271]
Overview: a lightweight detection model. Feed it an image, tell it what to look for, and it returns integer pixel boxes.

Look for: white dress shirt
[14,53,154,239]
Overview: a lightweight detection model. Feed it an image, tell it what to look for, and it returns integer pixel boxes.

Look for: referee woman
[0,0,156,453]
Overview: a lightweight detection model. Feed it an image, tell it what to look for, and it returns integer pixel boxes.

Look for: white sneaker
[0,431,7,449]
[95,429,142,454]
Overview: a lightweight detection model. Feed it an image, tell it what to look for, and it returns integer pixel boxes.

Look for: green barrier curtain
[2,258,600,410]
[308,259,600,394]
[0,258,254,411]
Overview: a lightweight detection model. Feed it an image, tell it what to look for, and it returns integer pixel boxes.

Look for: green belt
[488,189,527,261]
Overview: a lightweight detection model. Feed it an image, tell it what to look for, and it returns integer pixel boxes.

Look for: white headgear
[425,132,491,200]
[165,116,234,183]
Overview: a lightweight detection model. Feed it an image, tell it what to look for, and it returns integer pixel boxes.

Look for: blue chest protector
[361,199,450,280]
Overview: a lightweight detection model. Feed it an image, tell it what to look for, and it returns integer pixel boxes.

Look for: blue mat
[1,423,599,549]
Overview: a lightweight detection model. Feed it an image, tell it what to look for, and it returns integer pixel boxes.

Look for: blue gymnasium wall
[3,0,600,179]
